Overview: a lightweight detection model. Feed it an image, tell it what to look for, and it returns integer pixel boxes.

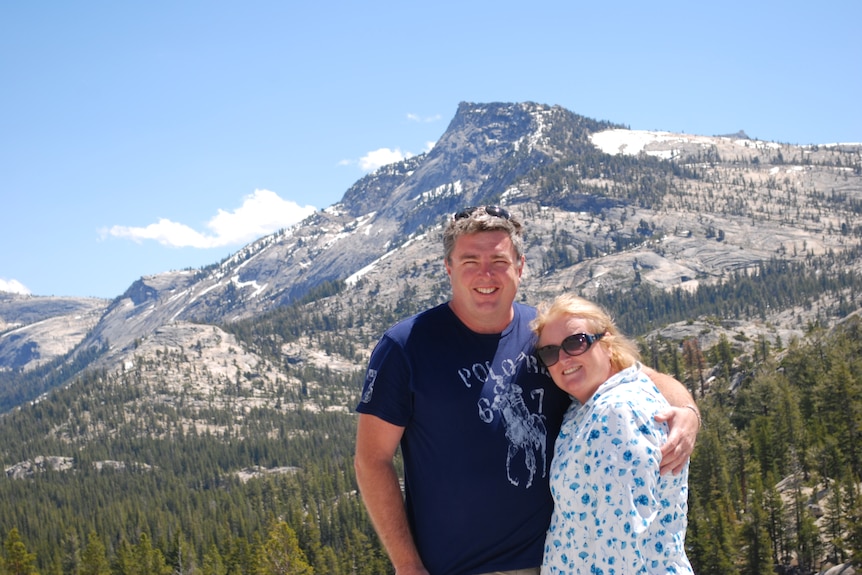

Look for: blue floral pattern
[541,365,693,574]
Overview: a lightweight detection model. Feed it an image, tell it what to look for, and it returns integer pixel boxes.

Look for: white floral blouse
[541,364,694,574]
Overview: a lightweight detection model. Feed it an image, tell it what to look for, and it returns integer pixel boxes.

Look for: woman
[531,294,693,574]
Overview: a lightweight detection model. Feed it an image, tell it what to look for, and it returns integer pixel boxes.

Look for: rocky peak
[2,101,860,409]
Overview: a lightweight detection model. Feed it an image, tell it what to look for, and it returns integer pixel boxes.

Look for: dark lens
[538,334,603,367]
[454,206,478,220]
[485,205,511,220]
[537,345,561,367]
[453,205,511,221]
[561,334,590,357]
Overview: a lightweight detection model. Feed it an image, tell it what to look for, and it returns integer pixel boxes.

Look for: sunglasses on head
[453,205,511,221]
[536,333,605,367]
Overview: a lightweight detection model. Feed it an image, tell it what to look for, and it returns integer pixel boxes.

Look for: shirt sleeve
[355,334,413,427]
[603,400,665,524]
[582,395,668,567]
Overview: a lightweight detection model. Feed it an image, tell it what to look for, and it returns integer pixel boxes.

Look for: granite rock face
[2,101,860,409]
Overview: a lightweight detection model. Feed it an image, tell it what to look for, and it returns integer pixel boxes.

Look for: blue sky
[2,0,860,299]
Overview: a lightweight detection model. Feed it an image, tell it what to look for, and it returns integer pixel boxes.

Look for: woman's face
[537,314,613,403]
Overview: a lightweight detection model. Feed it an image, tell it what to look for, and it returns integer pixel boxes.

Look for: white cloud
[107,189,316,249]
[0,278,30,295]
[407,113,442,123]
[359,147,412,171]
[345,128,439,173]
[342,114,441,172]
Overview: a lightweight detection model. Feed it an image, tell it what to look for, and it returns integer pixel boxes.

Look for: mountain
[2,98,860,415]
[0,293,105,371]
[1,101,861,573]
[4,102,860,386]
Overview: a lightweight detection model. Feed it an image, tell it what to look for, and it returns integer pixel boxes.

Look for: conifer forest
[2,239,862,575]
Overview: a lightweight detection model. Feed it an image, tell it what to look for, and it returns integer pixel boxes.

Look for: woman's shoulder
[594,366,670,413]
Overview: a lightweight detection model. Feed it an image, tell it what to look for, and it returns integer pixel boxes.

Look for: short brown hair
[443,206,525,264]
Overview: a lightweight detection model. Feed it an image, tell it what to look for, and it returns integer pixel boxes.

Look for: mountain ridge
[1,100,860,410]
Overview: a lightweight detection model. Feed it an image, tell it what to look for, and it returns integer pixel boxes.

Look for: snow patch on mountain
[591,129,708,158]
[590,128,785,159]
[345,231,430,287]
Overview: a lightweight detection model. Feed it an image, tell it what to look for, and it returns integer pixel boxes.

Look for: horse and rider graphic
[479,378,548,489]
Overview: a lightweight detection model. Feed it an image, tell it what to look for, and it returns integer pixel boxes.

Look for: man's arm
[642,366,701,475]
[354,414,429,575]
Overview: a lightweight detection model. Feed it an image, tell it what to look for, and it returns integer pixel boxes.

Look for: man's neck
[448,301,515,334]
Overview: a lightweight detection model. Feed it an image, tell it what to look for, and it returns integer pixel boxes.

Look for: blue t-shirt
[357,302,571,575]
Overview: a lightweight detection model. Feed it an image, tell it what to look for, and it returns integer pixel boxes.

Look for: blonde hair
[531,293,641,372]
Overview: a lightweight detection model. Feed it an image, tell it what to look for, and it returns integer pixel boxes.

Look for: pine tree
[762,473,789,565]
[2,528,39,575]
[682,337,706,397]
[201,544,227,575]
[133,533,172,575]
[60,531,80,575]
[740,469,774,574]
[847,478,862,565]
[79,532,110,575]
[166,533,198,575]
[261,521,313,575]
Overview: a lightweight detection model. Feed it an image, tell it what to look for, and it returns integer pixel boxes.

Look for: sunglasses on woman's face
[536,333,605,367]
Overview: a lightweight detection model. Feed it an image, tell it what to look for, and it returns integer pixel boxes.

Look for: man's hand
[655,405,700,475]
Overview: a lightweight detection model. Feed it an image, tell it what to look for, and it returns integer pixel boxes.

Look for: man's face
[445,230,524,334]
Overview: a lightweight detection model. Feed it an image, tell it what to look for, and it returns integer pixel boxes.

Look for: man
[354,206,700,575]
